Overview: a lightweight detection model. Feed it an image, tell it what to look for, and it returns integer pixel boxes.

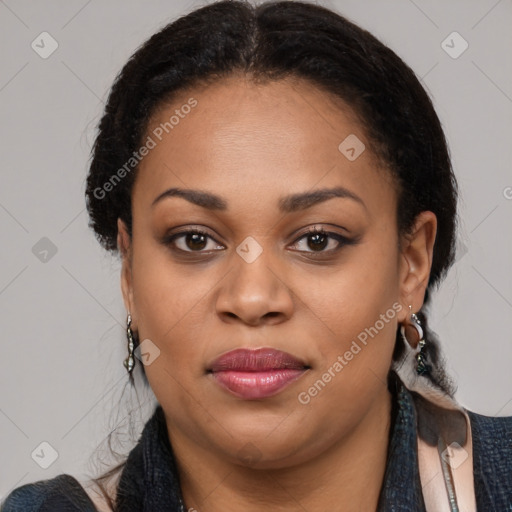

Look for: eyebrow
[151,186,366,213]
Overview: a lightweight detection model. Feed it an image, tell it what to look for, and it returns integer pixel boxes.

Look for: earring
[123,313,135,374]
[400,305,430,376]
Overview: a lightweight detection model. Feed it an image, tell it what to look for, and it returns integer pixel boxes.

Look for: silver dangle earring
[123,313,136,374]
[400,305,430,375]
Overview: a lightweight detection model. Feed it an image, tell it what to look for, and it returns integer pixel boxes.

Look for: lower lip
[211,369,306,399]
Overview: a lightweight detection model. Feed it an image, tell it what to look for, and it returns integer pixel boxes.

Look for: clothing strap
[417,405,477,511]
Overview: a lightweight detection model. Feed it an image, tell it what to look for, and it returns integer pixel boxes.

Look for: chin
[204,412,317,466]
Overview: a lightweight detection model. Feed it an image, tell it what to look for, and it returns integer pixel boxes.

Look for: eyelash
[163,226,355,256]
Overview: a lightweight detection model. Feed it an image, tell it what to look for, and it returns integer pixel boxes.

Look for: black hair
[85,1,459,507]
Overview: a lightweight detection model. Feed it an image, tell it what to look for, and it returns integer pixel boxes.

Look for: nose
[215,249,294,327]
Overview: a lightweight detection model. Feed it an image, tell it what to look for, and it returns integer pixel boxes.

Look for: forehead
[133,75,395,217]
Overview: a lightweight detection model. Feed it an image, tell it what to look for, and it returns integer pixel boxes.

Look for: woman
[2,0,511,511]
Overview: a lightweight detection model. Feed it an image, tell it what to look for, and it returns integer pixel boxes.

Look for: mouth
[207,347,310,400]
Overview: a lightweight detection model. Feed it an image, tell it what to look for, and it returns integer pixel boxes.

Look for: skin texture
[117,75,437,511]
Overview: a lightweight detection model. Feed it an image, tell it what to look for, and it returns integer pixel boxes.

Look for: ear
[117,218,136,327]
[397,211,437,322]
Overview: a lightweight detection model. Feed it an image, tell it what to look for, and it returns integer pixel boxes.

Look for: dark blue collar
[377,374,426,511]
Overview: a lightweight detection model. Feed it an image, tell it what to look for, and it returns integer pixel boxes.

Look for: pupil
[308,233,327,251]
[187,233,206,250]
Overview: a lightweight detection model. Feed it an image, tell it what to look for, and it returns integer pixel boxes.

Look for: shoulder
[468,409,512,457]
[1,474,99,512]
[467,410,512,507]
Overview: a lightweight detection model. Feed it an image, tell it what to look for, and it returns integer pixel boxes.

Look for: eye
[289,226,351,253]
[164,228,225,253]
[163,225,355,256]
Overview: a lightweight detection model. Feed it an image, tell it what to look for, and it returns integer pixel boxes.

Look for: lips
[208,347,309,399]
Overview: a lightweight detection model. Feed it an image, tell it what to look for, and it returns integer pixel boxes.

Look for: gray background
[1,0,511,500]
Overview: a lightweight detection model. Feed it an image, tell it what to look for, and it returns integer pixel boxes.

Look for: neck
[169,387,393,512]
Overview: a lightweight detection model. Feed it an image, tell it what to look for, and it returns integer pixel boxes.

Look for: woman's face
[118,75,435,469]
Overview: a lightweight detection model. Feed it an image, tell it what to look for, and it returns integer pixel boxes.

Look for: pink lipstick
[208,347,309,399]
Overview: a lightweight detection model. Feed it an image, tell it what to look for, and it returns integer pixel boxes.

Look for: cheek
[131,236,209,326]
[294,238,400,403]
[293,289,399,447]
[297,239,399,342]
[129,244,212,375]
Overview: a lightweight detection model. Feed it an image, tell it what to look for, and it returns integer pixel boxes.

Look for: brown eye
[307,231,329,251]
[164,228,225,253]
[290,227,352,254]
[185,232,207,251]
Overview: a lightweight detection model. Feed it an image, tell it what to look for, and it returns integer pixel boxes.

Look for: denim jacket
[2,375,511,511]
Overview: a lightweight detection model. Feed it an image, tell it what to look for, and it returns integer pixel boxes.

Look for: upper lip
[208,347,308,372]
